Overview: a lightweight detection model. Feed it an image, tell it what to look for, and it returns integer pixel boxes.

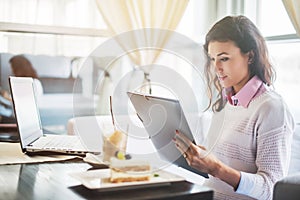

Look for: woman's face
[208,40,251,93]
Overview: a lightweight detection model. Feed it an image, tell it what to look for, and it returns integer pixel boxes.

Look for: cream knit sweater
[203,90,295,200]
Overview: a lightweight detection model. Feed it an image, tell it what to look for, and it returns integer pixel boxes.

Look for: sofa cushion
[273,173,300,200]
[40,77,82,93]
[24,54,71,78]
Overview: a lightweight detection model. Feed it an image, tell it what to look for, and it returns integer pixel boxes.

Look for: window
[267,41,300,122]
[258,0,296,37]
[0,0,106,29]
[0,0,107,56]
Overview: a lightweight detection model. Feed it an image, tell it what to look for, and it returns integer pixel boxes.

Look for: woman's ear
[248,50,254,64]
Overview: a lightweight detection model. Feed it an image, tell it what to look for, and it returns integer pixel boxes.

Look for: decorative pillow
[33,78,44,97]
[24,54,72,78]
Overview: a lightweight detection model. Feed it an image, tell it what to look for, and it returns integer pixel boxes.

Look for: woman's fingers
[175,130,193,146]
[198,145,207,150]
[174,130,218,174]
[174,130,198,153]
[173,136,191,164]
[173,135,188,154]
[174,130,200,160]
[174,130,208,159]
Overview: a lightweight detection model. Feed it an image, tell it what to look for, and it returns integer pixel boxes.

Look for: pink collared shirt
[223,76,267,108]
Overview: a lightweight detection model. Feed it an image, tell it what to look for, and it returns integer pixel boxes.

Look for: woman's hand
[174,130,241,189]
[173,130,221,176]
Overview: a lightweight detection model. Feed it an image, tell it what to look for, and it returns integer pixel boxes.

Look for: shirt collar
[223,75,264,108]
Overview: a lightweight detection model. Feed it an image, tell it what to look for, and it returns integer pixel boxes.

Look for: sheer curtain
[282,0,300,36]
[95,0,189,94]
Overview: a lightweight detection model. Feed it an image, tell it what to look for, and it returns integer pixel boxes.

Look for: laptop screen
[9,77,42,148]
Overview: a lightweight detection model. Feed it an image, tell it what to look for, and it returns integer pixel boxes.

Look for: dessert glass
[102,123,128,163]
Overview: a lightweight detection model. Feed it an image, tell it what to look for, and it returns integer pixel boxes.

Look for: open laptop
[9,76,100,156]
[127,91,208,178]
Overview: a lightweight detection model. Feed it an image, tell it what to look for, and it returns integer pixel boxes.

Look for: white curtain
[95,0,188,67]
[93,0,189,116]
[0,0,106,56]
[95,0,189,94]
[282,0,300,36]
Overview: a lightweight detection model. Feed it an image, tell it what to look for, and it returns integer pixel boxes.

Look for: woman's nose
[214,60,222,71]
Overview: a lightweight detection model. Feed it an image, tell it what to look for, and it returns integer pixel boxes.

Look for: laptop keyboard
[31,135,84,150]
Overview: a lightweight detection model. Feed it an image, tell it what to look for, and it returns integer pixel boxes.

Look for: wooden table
[0,160,213,200]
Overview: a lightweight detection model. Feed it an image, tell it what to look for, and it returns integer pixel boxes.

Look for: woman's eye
[220,57,229,62]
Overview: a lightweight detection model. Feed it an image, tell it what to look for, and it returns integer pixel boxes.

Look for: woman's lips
[218,75,227,81]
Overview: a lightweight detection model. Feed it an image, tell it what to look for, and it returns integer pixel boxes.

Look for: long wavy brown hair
[203,15,275,112]
[9,55,38,78]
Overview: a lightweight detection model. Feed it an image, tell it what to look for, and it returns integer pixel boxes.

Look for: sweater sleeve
[236,100,294,200]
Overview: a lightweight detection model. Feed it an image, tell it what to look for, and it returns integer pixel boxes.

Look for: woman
[9,55,43,96]
[174,15,294,200]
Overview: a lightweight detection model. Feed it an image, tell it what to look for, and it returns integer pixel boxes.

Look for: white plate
[69,168,185,191]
